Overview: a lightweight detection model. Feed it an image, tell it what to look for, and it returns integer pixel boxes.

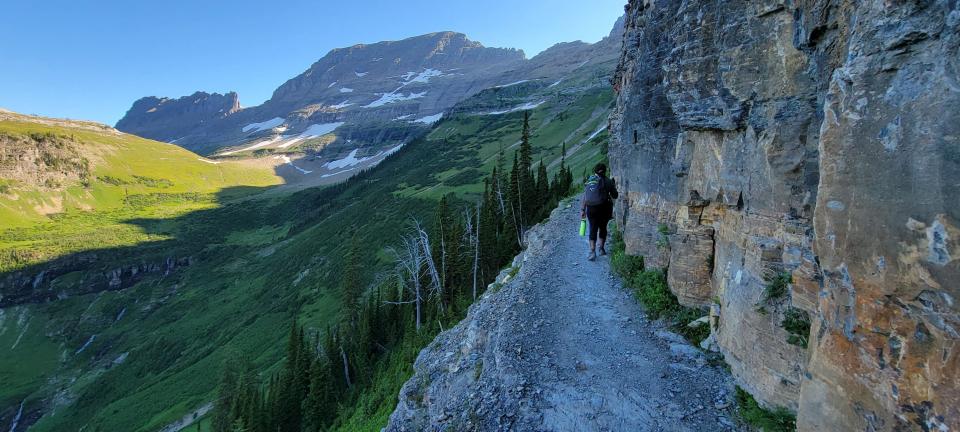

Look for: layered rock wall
[610,0,959,430]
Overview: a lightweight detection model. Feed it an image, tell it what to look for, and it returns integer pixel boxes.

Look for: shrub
[609,227,709,344]
[98,176,129,186]
[781,307,811,348]
[763,272,792,302]
[631,270,675,318]
[656,224,670,249]
[132,175,174,188]
[610,248,644,277]
[735,386,796,432]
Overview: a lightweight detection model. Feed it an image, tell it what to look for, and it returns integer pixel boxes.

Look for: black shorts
[586,203,612,241]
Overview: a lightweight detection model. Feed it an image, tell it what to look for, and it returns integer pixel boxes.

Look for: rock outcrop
[609,0,959,430]
[115,91,240,144]
[0,132,89,189]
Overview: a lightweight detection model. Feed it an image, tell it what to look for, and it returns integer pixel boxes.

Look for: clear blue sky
[0,0,624,125]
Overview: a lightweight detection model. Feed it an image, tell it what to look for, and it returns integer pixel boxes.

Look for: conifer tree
[536,159,550,218]
[340,235,364,325]
[212,359,241,432]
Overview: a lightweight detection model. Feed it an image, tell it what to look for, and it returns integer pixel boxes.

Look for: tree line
[209,111,575,432]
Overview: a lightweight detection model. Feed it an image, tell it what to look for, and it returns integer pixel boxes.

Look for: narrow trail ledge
[386,204,741,431]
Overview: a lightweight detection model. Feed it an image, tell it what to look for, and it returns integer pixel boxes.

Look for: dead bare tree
[340,344,352,389]
[386,219,444,331]
[388,234,425,331]
[414,219,443,313]
[462,204,481,300]
[495,179,507,215]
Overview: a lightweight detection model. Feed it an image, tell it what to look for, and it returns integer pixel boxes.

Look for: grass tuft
[734,386,796,432]
[781,307,811,348]
[763,272,792,302]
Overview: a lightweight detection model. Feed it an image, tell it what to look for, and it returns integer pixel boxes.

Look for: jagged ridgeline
[0,47,613,431]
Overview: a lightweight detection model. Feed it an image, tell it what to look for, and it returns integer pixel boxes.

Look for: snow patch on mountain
[586,125,606,141]
[331,100,353,109]
[10,317,29,350]
[495,79,531,88]
[403,68,445,84]
[327,81,338,88]
[414,113,444,124]
[275,155,312,174]
[75,334,96,354]
[9,400,24,432]
[324,148,368,169]
[365,90,427,108]
[242,117,284,133]
[484,101,545,115]
[321,143,404,177]
[220,135,286,155]
[300,122,345,138]
[355,71,369,77]
[340,88,354,93]
[278,122,345,149]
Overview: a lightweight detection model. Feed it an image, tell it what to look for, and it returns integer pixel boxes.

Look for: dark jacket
[584,174,618,219]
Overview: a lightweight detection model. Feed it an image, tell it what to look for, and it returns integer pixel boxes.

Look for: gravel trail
[387,204,741,431]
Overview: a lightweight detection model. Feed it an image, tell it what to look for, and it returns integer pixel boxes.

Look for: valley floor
[388,204,742,431]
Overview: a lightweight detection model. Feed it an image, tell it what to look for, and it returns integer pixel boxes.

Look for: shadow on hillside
[0,181,343,308]
[0,131,437,309]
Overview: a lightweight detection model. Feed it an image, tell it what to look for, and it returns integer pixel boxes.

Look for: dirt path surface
[387,204,741,431]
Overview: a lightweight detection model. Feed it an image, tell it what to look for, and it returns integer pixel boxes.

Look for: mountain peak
[115,91,241,142]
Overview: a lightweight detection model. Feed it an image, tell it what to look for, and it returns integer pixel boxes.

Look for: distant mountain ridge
[116,31,526,155]
[115,23,623,164]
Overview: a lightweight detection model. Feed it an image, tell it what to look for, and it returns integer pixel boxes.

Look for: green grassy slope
[0,63,614,431]
[0,117,281,271]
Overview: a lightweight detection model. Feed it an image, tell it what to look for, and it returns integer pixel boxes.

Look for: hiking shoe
[588,251,597,261]
[599,247,607,256]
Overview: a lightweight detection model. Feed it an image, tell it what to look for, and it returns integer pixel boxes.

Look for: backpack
[583,174,607,206]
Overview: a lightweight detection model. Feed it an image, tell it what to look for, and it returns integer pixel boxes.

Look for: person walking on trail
[581,163,618,261]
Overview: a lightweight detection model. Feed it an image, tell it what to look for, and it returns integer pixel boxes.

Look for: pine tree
[275,322,306,432]
[507,152,523,246]
[302,336,337,431]
[518,111,533,173]
[518,111,537,224]
[230,418,247,432]
[535,159,550,218]
[212,359,241,432]
[340,235,364,325]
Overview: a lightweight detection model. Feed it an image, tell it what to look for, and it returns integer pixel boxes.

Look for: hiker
[581,163,618,261]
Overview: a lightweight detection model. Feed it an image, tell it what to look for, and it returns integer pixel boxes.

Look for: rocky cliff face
[609,0,959,430]
[115,91,240,144]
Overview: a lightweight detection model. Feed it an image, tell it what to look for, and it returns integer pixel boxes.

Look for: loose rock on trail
[387,204,742,431]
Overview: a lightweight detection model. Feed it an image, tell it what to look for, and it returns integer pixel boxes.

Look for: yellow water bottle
[579,219,587,236]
